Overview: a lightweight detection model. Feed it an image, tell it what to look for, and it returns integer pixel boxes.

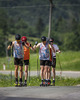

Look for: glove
[22,42,25,46]
[10,42,12,46]
[29,44,32,47]
[35,41,38,45]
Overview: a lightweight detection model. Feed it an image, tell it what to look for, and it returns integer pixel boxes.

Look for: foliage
[0,74,80,87]
[0,0,80,56]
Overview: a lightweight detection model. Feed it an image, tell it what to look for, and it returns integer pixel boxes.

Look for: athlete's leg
[48,67,51,80]
[18,66,23,86]
[44,65,48,80]
[19,66,23,79]
[52,58,56,86]
[24,60,29,84]
[40,65,44,80]
[15,65,18,79]
[14,65,18,86]
[25,65,28,80]
[44,65,48,86]
[52,67,55,80]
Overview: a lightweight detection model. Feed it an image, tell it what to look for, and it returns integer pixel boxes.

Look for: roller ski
[44,82,48,86]
[14,82,18,87]
[47,80,51,86]
[40,82,44,86]
[18,82,23,87]
[40,81,46,86]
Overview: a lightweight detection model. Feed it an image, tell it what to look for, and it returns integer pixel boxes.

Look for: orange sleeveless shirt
[23,42,30,60]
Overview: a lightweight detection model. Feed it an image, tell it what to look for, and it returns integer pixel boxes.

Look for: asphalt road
[0,71,80,100]
[0,86,80,100]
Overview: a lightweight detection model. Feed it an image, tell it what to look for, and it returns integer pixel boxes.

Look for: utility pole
[48,0,54,38]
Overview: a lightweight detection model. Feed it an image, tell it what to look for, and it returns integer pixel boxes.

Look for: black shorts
[24,60,29,65]
[51,58,56,68]
[14,58,23,66]
[40,60,50,66]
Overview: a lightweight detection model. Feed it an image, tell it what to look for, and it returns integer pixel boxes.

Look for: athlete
[7,34,24,87]
[33,36,55,86]
[49,38,61,86]
[21,36,34,86]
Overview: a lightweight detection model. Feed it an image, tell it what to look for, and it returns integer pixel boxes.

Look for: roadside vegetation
[0,74,80,87]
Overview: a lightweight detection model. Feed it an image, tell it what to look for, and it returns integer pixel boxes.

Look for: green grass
[0,51,80,71]
[0,74,80,87]
[56,51,80,71]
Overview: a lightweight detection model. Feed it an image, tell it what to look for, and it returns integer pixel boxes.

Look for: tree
[0,9,9,56]
[35,17,45,37]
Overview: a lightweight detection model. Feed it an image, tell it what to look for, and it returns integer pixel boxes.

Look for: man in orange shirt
[21,36,34,86]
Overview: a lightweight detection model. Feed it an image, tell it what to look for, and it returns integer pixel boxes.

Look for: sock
[41,79,43,82]
[15,78,18,82]
[25,80,27,83]
[53,78,55,80]
[20,78,22,82]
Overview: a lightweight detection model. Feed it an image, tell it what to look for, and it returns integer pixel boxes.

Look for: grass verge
[0,74,80,87]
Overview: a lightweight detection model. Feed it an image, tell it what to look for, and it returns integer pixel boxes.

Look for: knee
[20,68,23,72]
[25,70,27,73]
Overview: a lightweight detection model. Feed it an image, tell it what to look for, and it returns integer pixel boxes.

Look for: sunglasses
[50,41,53,42]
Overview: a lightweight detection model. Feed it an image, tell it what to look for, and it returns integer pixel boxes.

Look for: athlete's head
[41,36,46,42]
[15,34,21,42]
[21,36,27,42]
[49,38,54,44]
[49,38,54,42]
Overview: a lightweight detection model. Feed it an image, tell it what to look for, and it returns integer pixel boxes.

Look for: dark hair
[41,36,46,41]
[15,34,21,40]
[50,37,54,42]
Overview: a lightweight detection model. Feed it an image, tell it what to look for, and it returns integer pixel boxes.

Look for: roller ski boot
[44,81,48,86]
[23,82,27,87]
[48,80,51,86]
[18,82,23,87]
[40,82,44,86]
[53,80,55,86]
[14,82,18,87]
[40,81,46,86]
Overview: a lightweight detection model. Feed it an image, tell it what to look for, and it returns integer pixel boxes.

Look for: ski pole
[10,42,13,86]
[29,48,30,84]
[57,52,62,79]
[35,41,40,77]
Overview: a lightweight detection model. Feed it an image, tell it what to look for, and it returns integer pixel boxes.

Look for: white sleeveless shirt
[13,41,23,58]
[39,43,50,60]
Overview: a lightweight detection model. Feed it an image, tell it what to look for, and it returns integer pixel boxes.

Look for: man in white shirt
[49,38,61,86]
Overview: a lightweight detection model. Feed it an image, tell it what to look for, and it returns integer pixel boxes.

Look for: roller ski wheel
[14,82,18,87]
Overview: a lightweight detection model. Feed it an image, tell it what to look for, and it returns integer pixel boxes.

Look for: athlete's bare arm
[24,43,29,49]
[7,41,14,50]
[33,43,41,50]
[56,49,61,53]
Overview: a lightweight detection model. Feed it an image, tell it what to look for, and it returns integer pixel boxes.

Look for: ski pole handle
[35,41,38,45]
[10,42,12,46]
